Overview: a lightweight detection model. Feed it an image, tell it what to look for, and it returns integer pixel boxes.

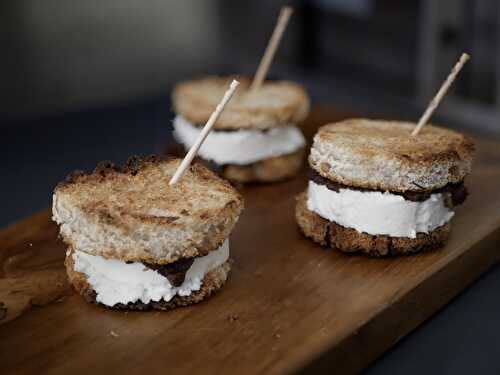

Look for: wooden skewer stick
[250,6,293,91]
[169,80,240,185]
[411,53,470,136]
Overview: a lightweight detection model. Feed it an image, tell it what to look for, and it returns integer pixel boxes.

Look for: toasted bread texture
[295,191,451,257]
[52,156,244,264]
[222,148,305,183]
[172,76,310,130]
[309,119,475,192]
[65,252,230,310]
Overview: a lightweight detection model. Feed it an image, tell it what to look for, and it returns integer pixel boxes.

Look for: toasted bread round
[295,191,451,257]
[222,148,305,183]
[65,252,230,310]
[52,156,244,264]
[172,76,310,130]
[309,119,475,192]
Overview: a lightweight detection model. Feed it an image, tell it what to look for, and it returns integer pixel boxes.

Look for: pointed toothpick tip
[250,6,294,91]
[411,52,470,137]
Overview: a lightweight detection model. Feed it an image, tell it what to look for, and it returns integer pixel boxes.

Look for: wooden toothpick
[169,80,240,185]
[250,6,293,91]
[411,53,470,136]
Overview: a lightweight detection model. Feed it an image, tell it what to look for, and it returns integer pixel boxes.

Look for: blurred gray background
[1,0,499,134]
[1,1,500,374]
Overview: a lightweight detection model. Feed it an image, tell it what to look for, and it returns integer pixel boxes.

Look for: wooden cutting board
[1,111,500,375]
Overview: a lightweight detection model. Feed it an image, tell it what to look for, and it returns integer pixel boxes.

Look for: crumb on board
[110,330,119,338]
[227,314,239,322]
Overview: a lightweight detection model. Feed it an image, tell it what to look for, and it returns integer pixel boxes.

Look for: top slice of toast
[53,156,244,264]
[309,119,475,192]
[172,76,310,130]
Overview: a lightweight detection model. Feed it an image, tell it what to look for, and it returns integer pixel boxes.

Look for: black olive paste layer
[309,169,467,206]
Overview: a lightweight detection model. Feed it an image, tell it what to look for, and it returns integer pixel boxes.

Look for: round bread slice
[309,119,475,192]
[172,76,310,130]
[65,252,230,310]
[222,149,305,183]
[52,156,244,264]
[295,191,451,257]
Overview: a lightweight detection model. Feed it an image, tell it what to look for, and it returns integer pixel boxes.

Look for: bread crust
[53,156,243,264]
[166,137,304,184]
[309,119,475,192]
[221,149,305,183]
[295,191,451,257]
[65,251,230,310]
[172,76,310,130]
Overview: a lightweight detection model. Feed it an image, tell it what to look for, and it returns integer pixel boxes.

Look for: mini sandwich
[296,119,475,256]
[52,156,243,309]
[171,77,310,183]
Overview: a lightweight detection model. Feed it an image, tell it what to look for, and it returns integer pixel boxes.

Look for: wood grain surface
[1,110,500,375]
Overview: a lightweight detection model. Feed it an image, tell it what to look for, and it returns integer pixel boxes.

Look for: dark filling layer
[190,122,276,134]
[309,169,467,206]
[142,258,195,287]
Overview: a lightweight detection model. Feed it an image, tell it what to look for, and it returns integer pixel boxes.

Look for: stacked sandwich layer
[53,156,243,309]
[296,119,475,256]
[172,77,310,183]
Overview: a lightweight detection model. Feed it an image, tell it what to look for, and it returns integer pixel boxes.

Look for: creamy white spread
[307,181,454,238]
[73,240,229,306]
[173,115,305,165]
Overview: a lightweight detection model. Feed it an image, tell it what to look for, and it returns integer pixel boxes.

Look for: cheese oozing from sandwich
[73,240,229,306]
[173,115,305,165]
[307,181,454,238]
